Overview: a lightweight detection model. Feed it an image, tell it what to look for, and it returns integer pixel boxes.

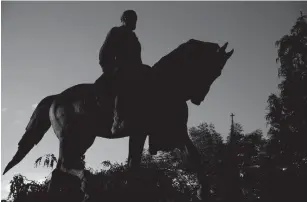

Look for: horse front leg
[183,135,210,201]
[127,133,147,170]
[125,133,147,200]
[127,132,147,183]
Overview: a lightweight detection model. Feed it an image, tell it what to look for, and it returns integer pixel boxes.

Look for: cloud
[2,108,8,112]
[32,103,38,110]
[1,180,11,199]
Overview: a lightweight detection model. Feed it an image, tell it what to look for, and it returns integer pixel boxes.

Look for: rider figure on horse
[99,10,142,78]
[98,10,149,134]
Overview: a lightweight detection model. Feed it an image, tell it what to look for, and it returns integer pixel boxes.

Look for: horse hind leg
[48,165,85,202]
[49,126,96,202]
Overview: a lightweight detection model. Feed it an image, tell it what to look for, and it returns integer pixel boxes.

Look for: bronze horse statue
[3,39,234,201]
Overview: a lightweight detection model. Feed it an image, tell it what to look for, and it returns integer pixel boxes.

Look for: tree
[241,129,266,167]
[266,13,307,168]
[190,122,232,200]
[226,122,244,145]
[223,119,267,202]
[189,122,224,163]
[239,129,267,201]
[264,12,307,202]
[34,154,58,169]
[6,174,48,202]
[96,150,200,202]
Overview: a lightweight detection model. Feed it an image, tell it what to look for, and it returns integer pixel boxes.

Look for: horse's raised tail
[3,95,57,175]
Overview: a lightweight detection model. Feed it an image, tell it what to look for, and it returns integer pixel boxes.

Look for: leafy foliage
[34,154,57,169]
[264,12,307,202]
[266,12,307,169]
[3,120,306,202]
[6,174,48,202]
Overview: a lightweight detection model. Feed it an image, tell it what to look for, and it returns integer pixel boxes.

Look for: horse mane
[152,39,219,73]
[151,39,220,91]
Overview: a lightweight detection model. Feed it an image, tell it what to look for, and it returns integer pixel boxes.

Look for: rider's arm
[99,27,118,74]
[133,32,143,65]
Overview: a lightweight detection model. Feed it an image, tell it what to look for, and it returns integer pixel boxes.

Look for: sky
[1,1,307,199]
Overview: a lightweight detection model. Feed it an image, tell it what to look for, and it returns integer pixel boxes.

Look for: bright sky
[1,1,306,199]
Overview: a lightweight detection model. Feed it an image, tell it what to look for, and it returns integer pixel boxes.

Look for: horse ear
[220,42,228,52]
[227,49,234,58]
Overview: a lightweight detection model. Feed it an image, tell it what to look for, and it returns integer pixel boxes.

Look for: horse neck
[152,75,188,105]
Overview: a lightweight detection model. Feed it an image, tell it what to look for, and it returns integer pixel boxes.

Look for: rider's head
[121,10,137,31]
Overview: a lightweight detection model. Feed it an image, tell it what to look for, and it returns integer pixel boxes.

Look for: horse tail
[3,95,57,175]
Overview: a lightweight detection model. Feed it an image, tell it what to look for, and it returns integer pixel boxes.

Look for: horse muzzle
[191,98,203,106]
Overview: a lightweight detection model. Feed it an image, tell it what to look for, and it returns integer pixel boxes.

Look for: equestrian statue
[3,10,234,202]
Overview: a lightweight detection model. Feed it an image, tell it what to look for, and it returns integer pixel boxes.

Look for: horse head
[180,39,234,105]
[152,39,234,105]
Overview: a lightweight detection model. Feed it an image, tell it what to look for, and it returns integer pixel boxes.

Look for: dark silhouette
[3,36,234,201]
[4,9,307,202]
[264,12,307,202]
[99,10,141,72]
[96,10,150,135]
